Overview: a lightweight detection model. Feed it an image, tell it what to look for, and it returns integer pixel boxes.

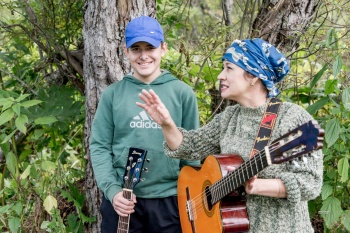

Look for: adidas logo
[130,111,161,129]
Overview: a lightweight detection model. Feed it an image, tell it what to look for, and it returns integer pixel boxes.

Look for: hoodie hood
[123,70,177,85]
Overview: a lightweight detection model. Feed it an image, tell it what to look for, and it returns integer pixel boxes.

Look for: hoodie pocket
[112,147,129,182]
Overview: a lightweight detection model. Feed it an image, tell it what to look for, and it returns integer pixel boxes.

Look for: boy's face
[124,41,167,84]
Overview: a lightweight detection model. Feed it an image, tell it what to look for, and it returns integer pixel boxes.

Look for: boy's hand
[112,192,136,216]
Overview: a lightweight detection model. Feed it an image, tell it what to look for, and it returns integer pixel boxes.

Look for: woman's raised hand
[136,89,173,127]
[137,89,184,151]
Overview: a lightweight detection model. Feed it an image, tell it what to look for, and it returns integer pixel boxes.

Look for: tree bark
[251,0,321,53]
[82,0,156,232]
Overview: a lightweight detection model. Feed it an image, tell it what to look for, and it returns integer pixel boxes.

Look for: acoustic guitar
[117,147,147,233]
[177,120,324,233]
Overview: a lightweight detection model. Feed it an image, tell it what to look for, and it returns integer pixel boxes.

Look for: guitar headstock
[268,120,324,164]
[123,147,148,189]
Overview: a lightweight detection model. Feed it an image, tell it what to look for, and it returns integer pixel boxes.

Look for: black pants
[100,195,182,233]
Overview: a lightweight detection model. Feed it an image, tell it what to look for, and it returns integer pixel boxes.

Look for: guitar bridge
[186,187,196,232]
[186,200,194,221]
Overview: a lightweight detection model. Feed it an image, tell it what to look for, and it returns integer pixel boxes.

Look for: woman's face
[218,61,253,101]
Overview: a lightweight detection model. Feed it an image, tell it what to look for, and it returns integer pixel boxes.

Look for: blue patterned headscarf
[222,38,290,97]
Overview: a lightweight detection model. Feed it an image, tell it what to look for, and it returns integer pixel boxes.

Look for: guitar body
[178,120,324,233]
[178,154,249,233]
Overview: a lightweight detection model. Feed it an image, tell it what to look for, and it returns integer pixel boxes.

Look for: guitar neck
[210,152,269,204]
[117,188,133,233]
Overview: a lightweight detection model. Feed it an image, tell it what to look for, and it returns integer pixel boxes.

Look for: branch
[22,0,84,77]
[0,67,38,96]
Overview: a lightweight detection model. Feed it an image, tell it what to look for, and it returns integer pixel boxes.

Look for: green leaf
[342,88,350,110]
[310,64,327,91]
[0,97,14,110]
[41,161,56,172]
[321,184,333,200]
[8,217,21,233]
[0,108,15,126]
[0,51,13,63]
[324,79,337,95]
[43,195,57,214]
[20,165,31,180]
[0,142,10,155]
[5,151,18,176]
[325,118,341,147]
[1,130,16,144]
[332,56,342,78]
[15,114,29,134]
[321,196,343,227]
[16,94,30,102]
[341,210,350,231]
[67,214,79,232]
[34,116,58,125]
[60,189,74,203]
[188,64,200,76]
[0,204,14,214]
[326,28,335,48]
[338,158,349,183]
[306,97,329,115]
[13,202,23,216]
[21,99,42,108]
[79,211,96,224]
[12,103,21,116]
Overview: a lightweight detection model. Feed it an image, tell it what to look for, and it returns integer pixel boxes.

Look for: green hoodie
[90,70,200,202]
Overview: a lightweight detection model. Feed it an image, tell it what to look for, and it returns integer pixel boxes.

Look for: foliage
[280,8,350,232]
[0,0,350,232]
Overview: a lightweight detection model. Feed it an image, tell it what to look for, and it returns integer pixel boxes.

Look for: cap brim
[126,37,162,48]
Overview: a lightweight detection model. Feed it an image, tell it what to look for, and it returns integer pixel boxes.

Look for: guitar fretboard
[210,152,269,204]
[117,189,133,233]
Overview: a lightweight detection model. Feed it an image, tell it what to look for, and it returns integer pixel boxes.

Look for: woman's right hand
[137,89,183,151]
[136,89,174,127]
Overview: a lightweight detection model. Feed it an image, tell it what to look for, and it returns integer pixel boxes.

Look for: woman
[136,38,323,233]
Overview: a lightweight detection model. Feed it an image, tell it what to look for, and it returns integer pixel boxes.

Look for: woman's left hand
[243,175,258,195]
[227,165,283,196]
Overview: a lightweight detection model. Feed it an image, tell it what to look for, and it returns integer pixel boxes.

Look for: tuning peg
[143,167,148,172]
[292,160,300,168]
[140,178,146,182]
[124,176,129,181]
[146,158,151,162]
[128,156,134,161]
[302,156,308,164]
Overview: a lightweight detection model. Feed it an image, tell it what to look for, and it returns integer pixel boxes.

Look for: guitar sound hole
[205,186,213,210]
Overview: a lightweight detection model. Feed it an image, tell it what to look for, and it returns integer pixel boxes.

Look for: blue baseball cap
[125,16,164,48]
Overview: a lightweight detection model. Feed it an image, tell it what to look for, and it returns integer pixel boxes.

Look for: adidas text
[130,120,161,129]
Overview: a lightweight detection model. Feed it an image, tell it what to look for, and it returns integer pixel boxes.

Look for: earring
[250,82,254,86]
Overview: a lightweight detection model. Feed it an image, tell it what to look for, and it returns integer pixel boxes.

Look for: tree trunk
[82,0,156,232]
[251,0,321,53]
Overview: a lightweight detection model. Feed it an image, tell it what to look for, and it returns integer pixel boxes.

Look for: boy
[89,16,200,233]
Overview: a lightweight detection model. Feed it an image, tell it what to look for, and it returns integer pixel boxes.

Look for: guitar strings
[187,151,267,216]
[186,141,282,216]
[118,160,140,232]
